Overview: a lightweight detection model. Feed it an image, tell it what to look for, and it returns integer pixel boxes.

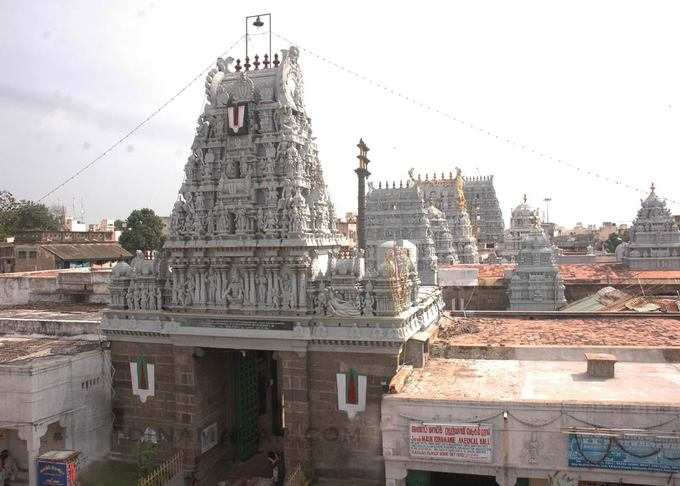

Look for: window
[29,251,37,259]
[18,251,26,259]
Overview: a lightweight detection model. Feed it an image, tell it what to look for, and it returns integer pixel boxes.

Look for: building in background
[88,219,116,233]
[12,230,130,272]
[0,242,14,274]
[63,216,88,232]
[336,212,357,244]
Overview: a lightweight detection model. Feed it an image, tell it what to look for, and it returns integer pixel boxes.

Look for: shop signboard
[409,422,493,462]
[568,433,680,473]
[37,460,68,486]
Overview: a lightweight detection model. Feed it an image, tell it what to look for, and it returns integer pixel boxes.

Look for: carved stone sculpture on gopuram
[106,47,443,324]
[621,183,680,270]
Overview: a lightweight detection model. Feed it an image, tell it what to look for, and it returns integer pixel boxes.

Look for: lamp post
[355,139,371,250]
[245,13,271,62]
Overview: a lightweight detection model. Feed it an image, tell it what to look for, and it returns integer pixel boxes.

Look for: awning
[40,243,131,262]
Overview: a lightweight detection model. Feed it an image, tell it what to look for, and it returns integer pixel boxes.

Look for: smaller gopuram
[365,181,439,285]
[622,183,680,270]
[412,169,480,263]
[506,215,566,311]
[415,170,504,250]
[425,204,458,264]
[499,194,540,261]
[463,174,506,249]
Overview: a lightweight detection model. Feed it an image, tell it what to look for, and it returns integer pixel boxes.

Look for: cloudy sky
[1,1,679,227]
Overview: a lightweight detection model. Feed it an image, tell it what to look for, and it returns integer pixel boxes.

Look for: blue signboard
[37,460,68,486]
[568,434,680,473]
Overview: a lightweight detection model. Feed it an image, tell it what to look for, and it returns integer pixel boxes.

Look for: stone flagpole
[355,139,370,250]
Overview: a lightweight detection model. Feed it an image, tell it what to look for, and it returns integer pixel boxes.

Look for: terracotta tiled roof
[0,337,99,364]
[435,314,680,347]
[41,243,131,261]
[440,263,680,285]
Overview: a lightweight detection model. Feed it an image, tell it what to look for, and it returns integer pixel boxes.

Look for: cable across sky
[272,32,678,206]
[35,30,677,207]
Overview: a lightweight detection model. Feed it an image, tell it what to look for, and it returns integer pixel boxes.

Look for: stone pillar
[355,139,371,251]
[279,351,312,477]
[19,423,48,486]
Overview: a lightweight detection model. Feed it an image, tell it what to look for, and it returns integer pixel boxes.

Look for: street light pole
[245,13,272,62]
[543,197,552,223]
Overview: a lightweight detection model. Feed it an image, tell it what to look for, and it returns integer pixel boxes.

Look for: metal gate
[235,351,259,461]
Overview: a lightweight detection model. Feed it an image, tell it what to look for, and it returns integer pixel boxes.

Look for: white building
[0,318,111,486]
[382,314,680,486]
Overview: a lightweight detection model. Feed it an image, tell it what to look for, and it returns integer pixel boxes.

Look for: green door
[406,470,431,486]
[235,352,259,461]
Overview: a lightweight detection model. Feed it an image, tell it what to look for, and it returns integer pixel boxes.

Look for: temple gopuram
[365,181,440,285]
[102,46,442,485]
[414,171,504,250]
[499,194,541,261]
[506,216,566,311]
[621,183,680,270]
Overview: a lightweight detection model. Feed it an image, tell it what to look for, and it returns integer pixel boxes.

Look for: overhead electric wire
[272,32,679,206]
[36,34,246,203]
[38,30,677,208]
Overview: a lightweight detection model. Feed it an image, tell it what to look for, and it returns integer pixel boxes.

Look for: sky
[1,0,679,228]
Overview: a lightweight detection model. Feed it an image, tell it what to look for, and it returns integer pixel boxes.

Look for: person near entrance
[267,451,284,486]
[0,450,18,486]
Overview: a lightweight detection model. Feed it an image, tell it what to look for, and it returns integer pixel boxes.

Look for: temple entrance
[200,349,283,485]
[234,351,259,460]
[406,470,499,486]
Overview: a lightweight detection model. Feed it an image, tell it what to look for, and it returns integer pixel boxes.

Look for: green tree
[114,219,126,231]
[604,232,623,253]
[118,208,165,254]
[0,190,60,239]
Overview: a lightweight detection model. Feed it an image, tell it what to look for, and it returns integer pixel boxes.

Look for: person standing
[267,451,284,486]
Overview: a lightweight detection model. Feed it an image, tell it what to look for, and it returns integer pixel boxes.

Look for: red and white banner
[409,422,493,462]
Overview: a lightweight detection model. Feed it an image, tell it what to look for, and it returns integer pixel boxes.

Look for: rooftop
[0,303,105,321]
[394,358,680,406]
[440,263,680,285]
[0,336,99,364]
[41,242,131,261]
[435,313,680,347]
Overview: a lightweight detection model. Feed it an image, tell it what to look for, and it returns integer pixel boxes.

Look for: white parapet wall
[0,269,111,306]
